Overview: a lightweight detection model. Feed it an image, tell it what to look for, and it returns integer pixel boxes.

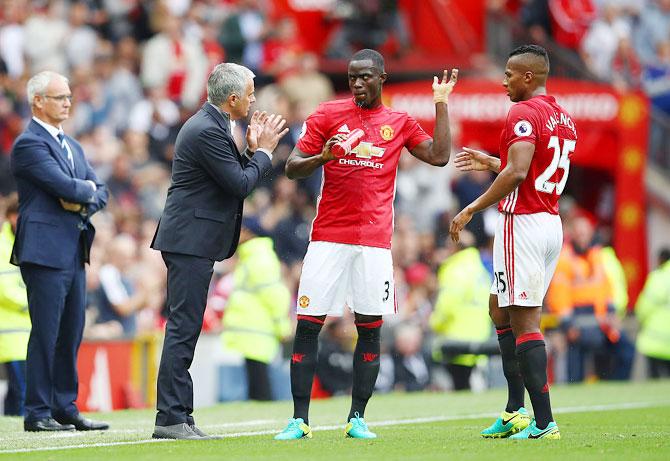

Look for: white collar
[32,116,62,141]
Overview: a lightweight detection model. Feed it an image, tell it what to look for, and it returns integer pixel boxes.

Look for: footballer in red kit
[498,95,577,215]
[296,98,430,248]
[274,49,458,440]
[451,45,569,440]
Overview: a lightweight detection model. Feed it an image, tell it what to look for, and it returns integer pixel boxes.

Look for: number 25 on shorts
[495,271,507,294]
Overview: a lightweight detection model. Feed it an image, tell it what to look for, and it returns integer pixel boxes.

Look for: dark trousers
[446,363,473,391]
[156,252,214,426]
[245,358,272,401]
[567,325,606,382]
[595,332,635,380]
[568,326,635,382]
[3,360,26,416]
[648,357,670,378]
[21,257,86,422]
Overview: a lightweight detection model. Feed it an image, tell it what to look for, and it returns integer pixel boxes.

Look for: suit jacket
[151,103,272,261]
[10,119,108,269]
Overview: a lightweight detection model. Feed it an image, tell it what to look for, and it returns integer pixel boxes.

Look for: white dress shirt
[32,116,96,192]
[32,116,72,167]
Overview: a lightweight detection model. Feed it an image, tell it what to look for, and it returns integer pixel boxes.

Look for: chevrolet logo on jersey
[338,141,385,169]
[351,142,385,159]
[333,126,385,168]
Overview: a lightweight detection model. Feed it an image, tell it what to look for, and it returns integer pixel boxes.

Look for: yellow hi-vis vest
[221,237,291,364]
[430,247,492,367]
[0,221,30,362]
[601,246,629,316]
[636,260,670,360]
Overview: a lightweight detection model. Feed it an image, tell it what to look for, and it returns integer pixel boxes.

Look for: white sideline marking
[105,418,277,434]
[4,419,278,440]
[204,418,277,429]
[1,400,667,454]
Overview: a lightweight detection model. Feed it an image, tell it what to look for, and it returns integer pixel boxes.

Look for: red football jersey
[498,95,578,214]
[297,98,431,248]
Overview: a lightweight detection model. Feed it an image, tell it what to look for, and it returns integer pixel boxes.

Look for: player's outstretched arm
[449,141,534,242]
[454,147,501,173]
[409,69,458,166]
[285,134,346,179]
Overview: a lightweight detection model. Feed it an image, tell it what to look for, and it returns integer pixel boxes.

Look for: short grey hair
[207,63,255,106]
[26,71,68,105]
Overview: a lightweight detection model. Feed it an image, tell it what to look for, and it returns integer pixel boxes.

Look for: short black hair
[350,49,385,72]
[509,44,549,66]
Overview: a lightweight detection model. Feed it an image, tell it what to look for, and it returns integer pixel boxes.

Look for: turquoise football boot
[344,413,377,439]
[509,419,560,440]
[274,418,312,440]
[481,407,531,438]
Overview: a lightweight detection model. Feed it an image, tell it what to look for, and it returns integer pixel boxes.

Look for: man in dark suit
[151,62,288,440]
[10,71,109,432]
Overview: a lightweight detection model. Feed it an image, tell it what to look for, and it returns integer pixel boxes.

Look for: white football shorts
[296,241,397,316]
[490,212,562,307]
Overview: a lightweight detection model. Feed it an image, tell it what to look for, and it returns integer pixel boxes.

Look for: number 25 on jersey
[535,136,575,195]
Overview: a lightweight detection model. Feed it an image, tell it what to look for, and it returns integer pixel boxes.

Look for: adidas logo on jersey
[337,124,351,134]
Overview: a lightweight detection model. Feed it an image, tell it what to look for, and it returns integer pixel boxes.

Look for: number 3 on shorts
[383,281,390,301]
[495,271,507,294]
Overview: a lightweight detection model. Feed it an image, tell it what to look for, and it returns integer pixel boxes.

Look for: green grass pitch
[1,380,669,460]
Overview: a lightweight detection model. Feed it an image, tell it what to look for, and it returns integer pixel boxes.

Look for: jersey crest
[380,125,394,141]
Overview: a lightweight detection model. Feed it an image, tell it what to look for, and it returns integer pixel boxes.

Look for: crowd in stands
[1,0,669,404]
[492,0,670,167]
[493,0,670,98]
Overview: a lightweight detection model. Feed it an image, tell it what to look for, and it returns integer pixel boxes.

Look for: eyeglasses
[42,94,73,102]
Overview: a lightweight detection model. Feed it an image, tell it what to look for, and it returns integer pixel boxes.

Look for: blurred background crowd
[1,0,670,408]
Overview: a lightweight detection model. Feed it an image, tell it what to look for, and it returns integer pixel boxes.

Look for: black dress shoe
[24,417,75,432]
[54,414,110,431]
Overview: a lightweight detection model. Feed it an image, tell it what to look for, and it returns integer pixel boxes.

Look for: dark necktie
[57,131,74,170]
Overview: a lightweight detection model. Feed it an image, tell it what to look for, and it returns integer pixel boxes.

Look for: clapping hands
[246,110,289,153]
[245,110,267,152]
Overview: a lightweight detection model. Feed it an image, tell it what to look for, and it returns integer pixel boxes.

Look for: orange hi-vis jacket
[546,243,613,320]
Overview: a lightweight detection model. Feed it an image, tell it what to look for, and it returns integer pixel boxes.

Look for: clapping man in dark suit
[10,71,109,432]
[151,62,289,440]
